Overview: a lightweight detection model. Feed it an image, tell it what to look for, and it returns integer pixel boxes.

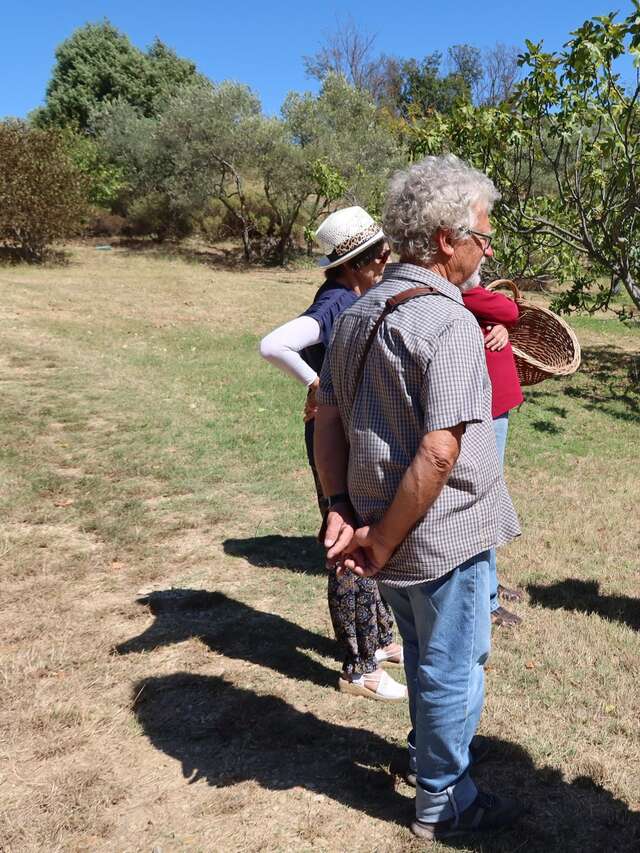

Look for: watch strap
[326,492,350,508]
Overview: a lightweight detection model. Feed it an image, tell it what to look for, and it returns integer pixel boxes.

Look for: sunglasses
[350,243,390,270]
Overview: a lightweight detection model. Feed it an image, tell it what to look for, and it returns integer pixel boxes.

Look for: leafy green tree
[144,38,201,109]
[97,75,400,264]
[448,44,483,99]
[395,54,470,117]
[0,121,87,262]
[96,96,195,240]
[283,74,402,212]
[408,5,640,316]
[33,21,201,130]
[155,82,265,255]
[156,78,396,263]
[64,131,127,207]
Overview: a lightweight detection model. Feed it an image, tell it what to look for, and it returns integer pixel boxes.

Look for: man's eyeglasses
[459,227,494,250]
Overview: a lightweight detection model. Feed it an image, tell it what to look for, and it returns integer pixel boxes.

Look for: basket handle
[486,279,523,301]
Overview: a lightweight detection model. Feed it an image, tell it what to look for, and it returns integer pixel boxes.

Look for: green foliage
[64,131,127,206]
[154,81,264,254]
[126,192,192,241]
[95,74,399,264]
[309,159,349,203]
[0,121,88,262]
[396,54,470,117]
[144,38,201,106]
[24,18,524,265]
[407,5,640,315]
[282,74,402,211]
[34,21,202,130]
[94,98,192,238]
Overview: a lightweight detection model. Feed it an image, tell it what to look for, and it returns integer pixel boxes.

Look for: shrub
[125,192,192,241]
[0,121,88,262]
[85,208,127,237]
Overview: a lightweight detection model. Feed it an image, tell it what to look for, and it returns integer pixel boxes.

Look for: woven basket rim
[513,303,582,376]
[486,279,581,377]
[511,345,578,377]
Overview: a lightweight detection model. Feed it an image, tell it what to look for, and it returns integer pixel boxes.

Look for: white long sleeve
[259,315,322,387]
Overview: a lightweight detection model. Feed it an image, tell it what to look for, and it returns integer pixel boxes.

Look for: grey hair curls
[382,154,500,263]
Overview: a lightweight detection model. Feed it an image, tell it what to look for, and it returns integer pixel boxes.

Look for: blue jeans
[379,551,491,823]
[489,413,510,613]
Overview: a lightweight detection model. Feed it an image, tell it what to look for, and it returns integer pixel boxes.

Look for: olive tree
[283,74,403,215]
[98,76,400,264]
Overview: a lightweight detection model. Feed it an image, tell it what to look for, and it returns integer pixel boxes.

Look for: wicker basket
[486,279,581,386]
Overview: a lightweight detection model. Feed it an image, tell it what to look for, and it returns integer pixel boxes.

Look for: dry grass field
[0,244,639,852]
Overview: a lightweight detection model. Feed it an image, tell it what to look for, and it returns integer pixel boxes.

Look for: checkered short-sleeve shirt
[318,263,521,586]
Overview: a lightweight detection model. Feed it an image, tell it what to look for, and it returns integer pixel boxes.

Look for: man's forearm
[375,426,463,549]
[313,403,349,497]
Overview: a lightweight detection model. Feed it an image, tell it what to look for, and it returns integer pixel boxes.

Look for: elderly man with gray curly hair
[314,154,523,841]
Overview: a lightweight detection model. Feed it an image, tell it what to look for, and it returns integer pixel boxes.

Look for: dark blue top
[300,278,358,374]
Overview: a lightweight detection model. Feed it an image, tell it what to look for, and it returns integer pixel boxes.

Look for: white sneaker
[338,670,407,701]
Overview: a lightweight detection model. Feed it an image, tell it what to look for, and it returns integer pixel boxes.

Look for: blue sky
[1,1,634,119]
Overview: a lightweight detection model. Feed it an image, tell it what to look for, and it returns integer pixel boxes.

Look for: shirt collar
[382,262,464,305]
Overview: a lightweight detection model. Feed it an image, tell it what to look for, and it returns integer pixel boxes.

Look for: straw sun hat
[315,206,384,269]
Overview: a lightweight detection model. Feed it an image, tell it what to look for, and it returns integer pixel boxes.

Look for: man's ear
[434,227,455,258]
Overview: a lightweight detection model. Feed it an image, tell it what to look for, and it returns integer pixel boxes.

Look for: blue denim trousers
[379,551,491,823]
[489,412,510,613]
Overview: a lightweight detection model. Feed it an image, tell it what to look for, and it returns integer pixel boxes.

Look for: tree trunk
[240,222,252,262]
[623,275,640,311]
[274,220,297,267]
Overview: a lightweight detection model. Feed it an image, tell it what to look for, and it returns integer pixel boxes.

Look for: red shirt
[462,287,524,418]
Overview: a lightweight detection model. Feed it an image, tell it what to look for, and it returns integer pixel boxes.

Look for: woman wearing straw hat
[260,206,407,701]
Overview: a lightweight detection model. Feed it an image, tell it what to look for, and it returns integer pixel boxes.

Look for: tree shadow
[114,588,338,687]
[0,246,70,266]
[530,419,563,434]
[562,345,640,424]
[114,238,252,270]
[133,673,640,851]
[223,534,325,575]
[527,579,640,631]
[545,405,568,418]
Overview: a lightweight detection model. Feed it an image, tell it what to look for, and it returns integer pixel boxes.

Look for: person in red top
[462,284,525,627]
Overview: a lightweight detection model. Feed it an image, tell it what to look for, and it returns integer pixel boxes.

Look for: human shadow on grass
[133,673,640,852]
[223,534,325,575]
[115,588,337,687]
[528,579,640,632]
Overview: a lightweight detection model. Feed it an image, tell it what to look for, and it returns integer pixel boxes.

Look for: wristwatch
[326,492,350,508]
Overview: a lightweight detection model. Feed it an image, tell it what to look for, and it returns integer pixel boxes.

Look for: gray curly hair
[382,154,500,263]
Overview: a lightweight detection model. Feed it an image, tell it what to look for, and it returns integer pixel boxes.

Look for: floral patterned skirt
[327,567,394,675]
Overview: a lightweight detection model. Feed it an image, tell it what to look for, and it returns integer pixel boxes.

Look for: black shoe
[411,790,524,842]
[404,735,491,787]
[491,605,522,627]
